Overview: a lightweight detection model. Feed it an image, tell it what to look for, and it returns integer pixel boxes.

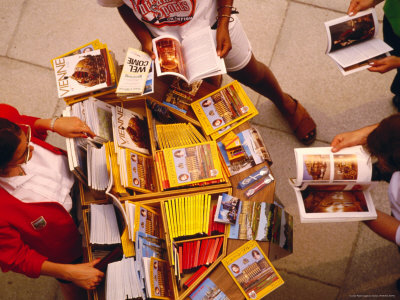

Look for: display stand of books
[74,76,290,300]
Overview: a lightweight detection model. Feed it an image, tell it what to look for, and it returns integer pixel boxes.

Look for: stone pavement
[1,0,399,299]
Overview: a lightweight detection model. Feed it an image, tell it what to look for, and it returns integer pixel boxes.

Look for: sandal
[283,96,317,145]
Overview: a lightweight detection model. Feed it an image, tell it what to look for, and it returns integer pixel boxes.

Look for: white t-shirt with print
[98,0,218,40]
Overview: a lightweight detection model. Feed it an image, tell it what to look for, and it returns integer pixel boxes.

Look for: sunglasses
[18,124,31,164]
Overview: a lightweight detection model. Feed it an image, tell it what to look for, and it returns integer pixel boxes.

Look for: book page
[293,146,372,186]
[336,52,389,75]
[153,35,187,80]
[325,8,378,54]
[293,184,377,223]
[181,26,226,83]
[327,38,392,68]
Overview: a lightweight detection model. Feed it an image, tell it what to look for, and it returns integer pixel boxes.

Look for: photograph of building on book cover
[329,13,375,52]
[71,50,110,87]
[129,153,155,192]
[333,154,358,180]
[200,86,249,131]
[151,258,170,298]
[155,38,184,74]
[301,186,369,213]
[302,154,330,181]
[228,245,281,299]
[172,144,219,184]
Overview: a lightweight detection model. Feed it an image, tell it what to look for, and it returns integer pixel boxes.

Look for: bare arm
[364,210,400,244]
[331,123,378,152]
[34,117,95,138]
[118,4,155,59]
[216,0,234,58]
[41,259,104,290]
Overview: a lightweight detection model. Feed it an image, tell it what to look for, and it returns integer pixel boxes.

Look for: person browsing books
[348,0,400,110]
[0,104,103,300]
[97,0,317,145]
[331,114,400,249]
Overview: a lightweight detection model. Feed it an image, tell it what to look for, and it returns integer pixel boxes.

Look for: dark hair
[0,118,21,170]
[367,114,400,171]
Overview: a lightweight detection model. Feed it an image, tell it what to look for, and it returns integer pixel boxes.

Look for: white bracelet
[50,116,60,132]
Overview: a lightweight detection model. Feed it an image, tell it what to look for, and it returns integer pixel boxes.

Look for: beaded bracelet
[217,5,238,14]
[50,116,60,131]
[216,14,234,23]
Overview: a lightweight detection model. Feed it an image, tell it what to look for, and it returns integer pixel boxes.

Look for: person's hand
[53,117,96,138]
[368,56,400,73]
[141,39,155,60]
[216,24,232,58]
[67,259,104,290]
[347,0,375,15]
[331,124,377,152]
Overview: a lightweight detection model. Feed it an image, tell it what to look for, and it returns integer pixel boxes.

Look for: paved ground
[1,0,399,299]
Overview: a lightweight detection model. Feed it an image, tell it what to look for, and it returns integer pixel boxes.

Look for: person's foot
[392,95,400,112]
[282,95,317,145]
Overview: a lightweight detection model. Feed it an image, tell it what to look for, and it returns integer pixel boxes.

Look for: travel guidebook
[291,146,377,222]
[163,78,203,113]
[228,200,293,253]
[217,127,269,176]
[152,26,226,84]
[142,257,173,299]
[324,8,393,75]
[189,277,230,300]
[111,105,151,155]
[222,240,284,300]
[191,81,258,139]
[116,48,152,97]
[162,141,223,188]
[52,48,113,98]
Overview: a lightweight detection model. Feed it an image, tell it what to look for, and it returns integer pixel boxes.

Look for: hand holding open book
[324,8,393,75]
[290,146,377,222]
[153,26,226,84]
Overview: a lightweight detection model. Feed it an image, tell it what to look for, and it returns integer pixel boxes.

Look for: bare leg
[228,54,316,143]
[59,282,87,300]
[228,54,295,114]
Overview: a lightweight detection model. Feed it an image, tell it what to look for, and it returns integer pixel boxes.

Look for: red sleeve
[0,219,47,278]
[0,104,48,141]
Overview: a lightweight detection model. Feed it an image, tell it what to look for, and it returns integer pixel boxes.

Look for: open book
[324,8,393,75]
[290,146,377,223]
[152,26,226,84]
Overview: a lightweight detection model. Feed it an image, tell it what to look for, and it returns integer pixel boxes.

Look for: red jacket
[0,104,82,278]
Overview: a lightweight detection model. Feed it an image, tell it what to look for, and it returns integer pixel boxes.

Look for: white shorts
[222,15,253,72]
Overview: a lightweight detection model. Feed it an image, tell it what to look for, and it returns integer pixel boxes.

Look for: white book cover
[52,48,112,98]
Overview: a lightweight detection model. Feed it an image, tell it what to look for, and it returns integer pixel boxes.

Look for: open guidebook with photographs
[152,26,226,84]
[324,8,393,75]
[290,146,377,223]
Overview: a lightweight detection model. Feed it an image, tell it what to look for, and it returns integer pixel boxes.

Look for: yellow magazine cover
[222,240,284,300]
[162,141,223,188]
[191,81,258,136]
[210,109,258,140]
[147,257,173,299]
[133,205,162,242]
[125,149,156,193]
[106,142,128,196]
[121,227,135,257]
[50,39,103,67]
